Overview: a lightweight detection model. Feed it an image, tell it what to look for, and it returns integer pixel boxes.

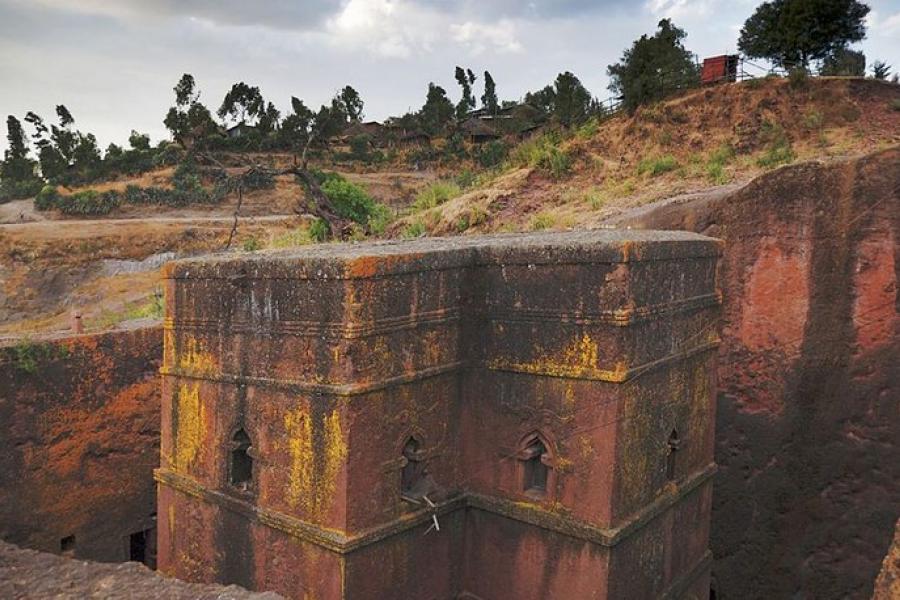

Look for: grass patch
[455,207,488,233]
[756,121,795,169]
[637,154,679,177]
[705,143,735,184]
[402,220,426,239]
[801,109,824,131]
[509,133,572,179]
[575,118,600,140]
[242,237,262,252]
[530,212,556,231]
[891,99,900,112]
[413,181,461,211]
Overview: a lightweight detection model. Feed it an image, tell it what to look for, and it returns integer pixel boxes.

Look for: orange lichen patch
[346,256,381,279]
[852,229,897,352]
[739,236,810,353]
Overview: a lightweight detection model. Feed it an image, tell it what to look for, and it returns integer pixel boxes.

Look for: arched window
[520,436,550,495]
[400,437,427,499]
[230,428,253,490]
[666,429,680,481]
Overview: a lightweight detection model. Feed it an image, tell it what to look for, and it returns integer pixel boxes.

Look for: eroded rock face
[874,519,900,600]
[0,327,162,564]
[613,147,900,599]
[0,539,282,599]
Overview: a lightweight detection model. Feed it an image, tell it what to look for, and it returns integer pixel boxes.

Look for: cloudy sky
[1,0,899,152]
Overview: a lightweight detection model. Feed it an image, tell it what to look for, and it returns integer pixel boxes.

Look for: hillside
[393,77,900,236]
[2,76,898,337]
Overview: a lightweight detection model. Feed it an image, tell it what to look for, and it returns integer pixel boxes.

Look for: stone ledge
[155,463,715,555]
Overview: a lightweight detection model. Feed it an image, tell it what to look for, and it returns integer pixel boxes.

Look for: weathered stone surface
[157,230,722,599]
[612,147,900,599]
[0,327,161,564]
[873,518,900,600]
[0,539,281,599]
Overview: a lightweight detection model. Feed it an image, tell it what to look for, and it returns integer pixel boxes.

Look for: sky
[1,0,899,153]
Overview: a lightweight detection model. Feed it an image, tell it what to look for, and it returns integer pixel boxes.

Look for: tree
[481,71,499,115]
[738,0,870,70]
[174,73,199,106]
[524,85,557,114]
[218,82,264,126]
[454,67,477,119]
[871,60,892,80]
[55,105,74,128]
[607,19,699,113]
[257,102,281,135]
[553,72,594,126]
[421,83,455,135]
[0,115,42,199]
[164,74,217,147]
[128,130,151,150]
[820,48,866,75]
[340,86,364,122]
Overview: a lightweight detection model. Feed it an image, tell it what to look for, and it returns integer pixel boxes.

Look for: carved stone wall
[156,231,721,599]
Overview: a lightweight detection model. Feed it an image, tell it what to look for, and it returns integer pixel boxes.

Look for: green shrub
[34,185,60,211]
[890,99,900,112]
[475,140,509,168]
[349,134,373,162]
[308,218,330,242]
[637,154,679,177]
[52,189,122,215]
[320,176,378,224]
[0,178,43,203]
[455,170,478,189]
[367,204,393,236]
[413,181,461,211]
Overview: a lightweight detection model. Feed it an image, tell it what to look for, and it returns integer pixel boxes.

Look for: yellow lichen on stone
[283,406,348,518]
[176,336,217,376]
[284,407,313,511]
[174,382,204,471]
[566,333,599,370]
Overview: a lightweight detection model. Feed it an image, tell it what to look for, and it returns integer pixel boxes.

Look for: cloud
[868,10,900,36]
[323,0,444,58]
[12,0,337,31]
[450,20,523,55]
[646,0,718,20]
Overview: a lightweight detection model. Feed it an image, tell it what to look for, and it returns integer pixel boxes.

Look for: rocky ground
[0,540,282,599]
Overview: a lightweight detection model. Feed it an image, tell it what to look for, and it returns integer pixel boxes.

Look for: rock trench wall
[614,147,900,599]
[0,326,162,564]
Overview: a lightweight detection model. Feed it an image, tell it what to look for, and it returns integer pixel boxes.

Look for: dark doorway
[60,535,75,557]
[129,527,157,569]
